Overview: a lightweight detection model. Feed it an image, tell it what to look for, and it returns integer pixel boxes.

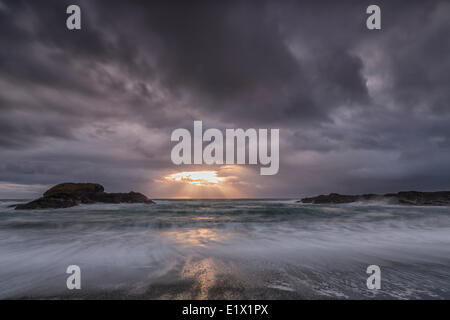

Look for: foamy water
[0,199,449,299]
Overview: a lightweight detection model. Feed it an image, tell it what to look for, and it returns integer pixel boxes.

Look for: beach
[1,199,449,299]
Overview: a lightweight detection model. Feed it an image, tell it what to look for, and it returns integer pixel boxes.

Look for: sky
[0,0,450,199]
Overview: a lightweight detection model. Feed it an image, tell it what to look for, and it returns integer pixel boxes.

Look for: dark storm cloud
[0,0,450,197]
[133,0,372,125]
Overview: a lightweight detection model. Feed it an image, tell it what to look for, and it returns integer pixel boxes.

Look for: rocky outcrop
[300,191,450,206]
[12,183,154,210]
[43,183,105,197]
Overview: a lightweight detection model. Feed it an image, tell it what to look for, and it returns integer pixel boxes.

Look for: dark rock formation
[43,183,104,197]
[12,183,154,210]
[300,191,450,206]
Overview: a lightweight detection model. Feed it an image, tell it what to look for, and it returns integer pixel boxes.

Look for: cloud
[1,0,450,197]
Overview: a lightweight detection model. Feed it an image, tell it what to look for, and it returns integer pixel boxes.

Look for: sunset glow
[158,166,247,198]
[164,171,224,186]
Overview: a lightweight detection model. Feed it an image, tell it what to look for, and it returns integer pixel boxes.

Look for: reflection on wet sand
[180,257,218,299]
[162,228,239,299]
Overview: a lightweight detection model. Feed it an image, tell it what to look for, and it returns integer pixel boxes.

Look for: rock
[14,198,78,210]
[43,183,104,197]
[87,191,153,204]
[300,191,450,206]
[12,183,154,210]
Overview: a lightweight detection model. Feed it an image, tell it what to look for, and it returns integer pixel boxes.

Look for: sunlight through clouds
[164,171,224,186]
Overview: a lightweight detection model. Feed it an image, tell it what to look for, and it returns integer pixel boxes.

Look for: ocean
[0,199,449,299]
